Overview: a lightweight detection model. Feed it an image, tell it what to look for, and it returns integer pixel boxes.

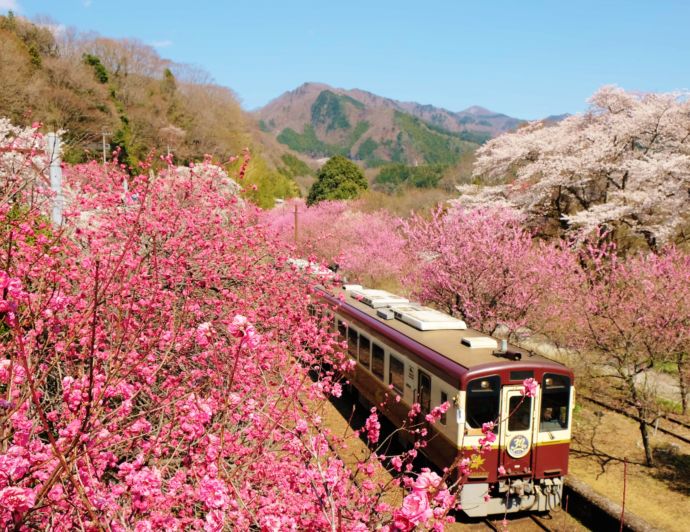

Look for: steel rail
[579,394,690,445]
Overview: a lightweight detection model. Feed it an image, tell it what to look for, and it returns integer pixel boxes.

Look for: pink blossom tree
[262,198,410,287]
[651,249,690,414]
[0,121,466,530]
[541,239,690,465]
[401,205,577,336]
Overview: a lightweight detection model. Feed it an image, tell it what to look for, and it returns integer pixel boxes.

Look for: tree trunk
[629,379,654,466]
[678,353,688,416]
[638,418,654,466]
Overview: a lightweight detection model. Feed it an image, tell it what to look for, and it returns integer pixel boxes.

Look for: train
[315,283,574,518]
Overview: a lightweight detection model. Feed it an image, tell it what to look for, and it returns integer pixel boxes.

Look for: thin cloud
[0,0,19,11]
[149,39,173,48]
[83,0,92,7]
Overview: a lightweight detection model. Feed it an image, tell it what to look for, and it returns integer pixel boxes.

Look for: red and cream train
[316,284,574,518]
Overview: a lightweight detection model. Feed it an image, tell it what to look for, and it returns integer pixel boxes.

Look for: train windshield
[540,373,571,431]
[466,376,500,429]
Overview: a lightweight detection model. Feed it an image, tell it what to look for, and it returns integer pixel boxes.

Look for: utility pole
[101,130,111,165]
[294,204,298,244]
[46,132,63,226]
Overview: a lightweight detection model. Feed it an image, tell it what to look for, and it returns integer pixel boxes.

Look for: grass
[656,396,683,414]
[656,360,679,375]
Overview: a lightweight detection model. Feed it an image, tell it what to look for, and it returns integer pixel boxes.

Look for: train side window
[440,391,448,425]
[389,355,404,394]
[540,374,571,431]
[465,376,500,429]
[418,371,431,416]
[359,335,371,368]
[371,343,384,380]
[348,328,359,358]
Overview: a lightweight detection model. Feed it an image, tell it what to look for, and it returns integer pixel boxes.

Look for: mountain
[255,83,525,167]
[543,113,571,123]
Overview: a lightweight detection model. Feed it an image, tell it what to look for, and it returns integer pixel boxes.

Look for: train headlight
[545,377,554,387]
[480,380,490,390]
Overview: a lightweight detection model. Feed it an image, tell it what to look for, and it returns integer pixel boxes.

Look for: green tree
[307,156,367,205]
[83,53,109,83]
[162,67,176,95]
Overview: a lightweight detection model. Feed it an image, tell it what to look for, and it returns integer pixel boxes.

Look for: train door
[499,386,537,475]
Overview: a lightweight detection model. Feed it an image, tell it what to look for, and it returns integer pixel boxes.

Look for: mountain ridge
[256,82,525,167]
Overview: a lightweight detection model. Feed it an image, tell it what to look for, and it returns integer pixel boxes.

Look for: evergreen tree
[307,155,367,206]
[83,53,109,83]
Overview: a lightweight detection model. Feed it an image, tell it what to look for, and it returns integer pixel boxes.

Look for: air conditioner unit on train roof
[391,304,467,331]
[462,336,499,349]
[349,288,409,308]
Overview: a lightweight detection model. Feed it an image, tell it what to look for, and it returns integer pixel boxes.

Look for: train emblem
[507,435,530,458]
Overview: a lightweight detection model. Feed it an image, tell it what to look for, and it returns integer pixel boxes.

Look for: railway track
[580,393,690,445]
[484,515,549,531]
[665,413,690,431]
[462,512,562,531]
[528,513,557,531]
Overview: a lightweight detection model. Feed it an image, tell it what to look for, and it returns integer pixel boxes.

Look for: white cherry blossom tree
[459,86,690,248]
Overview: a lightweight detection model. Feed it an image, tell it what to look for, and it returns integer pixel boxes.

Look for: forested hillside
[0,12,307,207]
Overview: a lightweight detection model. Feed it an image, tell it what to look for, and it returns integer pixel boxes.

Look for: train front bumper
[459,477,563,517]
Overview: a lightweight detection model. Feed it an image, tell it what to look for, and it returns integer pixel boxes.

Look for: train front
[456,366,574,517]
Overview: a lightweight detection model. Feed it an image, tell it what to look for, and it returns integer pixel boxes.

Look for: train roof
[320,285,568,379]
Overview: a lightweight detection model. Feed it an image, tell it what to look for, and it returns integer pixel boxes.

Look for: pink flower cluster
[522,377,538,398]
[228,314,261,349]
[0,486,36,514]
[425,401,450,423]
[391,470,454,531]
[478,421,497,451]
[364,409,381,444]
[262,199,409,286]
[0,271,25,325]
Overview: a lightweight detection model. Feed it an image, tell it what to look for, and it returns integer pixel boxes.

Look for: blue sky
[3,0,688,119]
